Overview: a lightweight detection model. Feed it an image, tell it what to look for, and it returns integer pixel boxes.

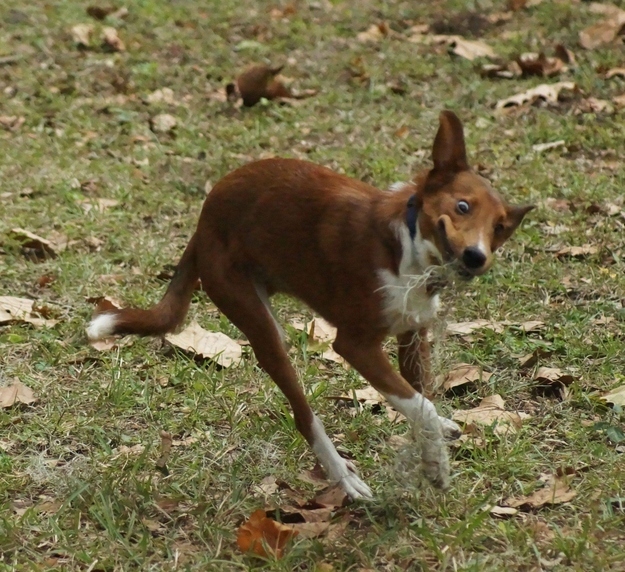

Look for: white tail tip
[86,313,117,340]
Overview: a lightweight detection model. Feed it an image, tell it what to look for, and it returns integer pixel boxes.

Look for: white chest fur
[378,221,442,335]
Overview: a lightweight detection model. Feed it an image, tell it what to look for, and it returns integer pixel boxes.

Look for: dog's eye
[456,200,470,214]
[494,223,505,234]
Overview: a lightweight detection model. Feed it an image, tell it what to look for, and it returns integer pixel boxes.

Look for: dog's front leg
[397,329,461,441]
[334,334,450,489]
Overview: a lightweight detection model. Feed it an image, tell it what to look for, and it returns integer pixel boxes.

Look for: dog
[87,111,533,499]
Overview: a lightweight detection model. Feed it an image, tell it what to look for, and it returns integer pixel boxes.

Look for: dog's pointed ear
[506,204,535,231]
[432,110,468,173]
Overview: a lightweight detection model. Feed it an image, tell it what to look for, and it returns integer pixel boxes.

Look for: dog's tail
[87,235,199,340]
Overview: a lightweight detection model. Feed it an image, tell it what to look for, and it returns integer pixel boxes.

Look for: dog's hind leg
[200,267,372,499]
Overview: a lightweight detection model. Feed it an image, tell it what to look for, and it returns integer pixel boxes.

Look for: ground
[1,0,624,570]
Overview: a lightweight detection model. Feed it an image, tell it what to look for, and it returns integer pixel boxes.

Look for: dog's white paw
[421,444,451,490]
[328,460,373,500]
[439,416,462,441]
[338,472,373,500]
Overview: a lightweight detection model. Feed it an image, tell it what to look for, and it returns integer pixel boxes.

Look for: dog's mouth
[454,263,476,281]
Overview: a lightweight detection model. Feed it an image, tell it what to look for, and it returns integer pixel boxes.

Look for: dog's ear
[506,204,535,232]
[431,110,469,173]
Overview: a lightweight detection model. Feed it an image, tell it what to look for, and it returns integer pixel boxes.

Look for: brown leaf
[233,64,292,107]
[79,198,119,213]
[8,228,68,259]
[532,140,565,153]
[254,476,279,496]
[451,37,497,60]
[0,116,25,131]
[0,296,58,328]
[579,9,625,50]
[150,113,177,133]
[297,463,329,487]
[236,509,298,558]
[605,67,625,79]
[452,394,530,434]
[102,26,125,51]
[407,33,497,60]
[517,348,553,369]
[0,381,37,408]
[574,97,614,115]
[480,62,520,80]
[86,6,117,20]
[505,474,576,510]
[446,320,506,336]
[145,87,177,105]
[495,81,576,110]
[602,385,625,407]
[443,363,492,392]
[155,431,173,471]
[555,245,599,259]
[516,52,567,77]
[533,367,575,399]
[489,505,519,517]
[165,321,242,367]
[534,367,575,385]
[71,23,94,47]
[311,484,348,509]
[357,22,391,43]
[614,94,625,108]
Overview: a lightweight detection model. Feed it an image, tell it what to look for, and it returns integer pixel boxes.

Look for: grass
[1,0,625,569]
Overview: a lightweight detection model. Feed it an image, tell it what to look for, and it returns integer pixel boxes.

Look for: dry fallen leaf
[150,113,177,134]
[357,22,391,43]
[532,140,565,153]
[574,97,614,115]
[291,317,347,366]
[146,87,177,105]
[579,8,625,50]
[0,296,58,328]
[165,321,242,368]
[155,431,173,472]
[102,26,125,51]
[229,64,290,107]
[8,228,68,259]
[555,245,599,259]
[79,198,119,213]
[495,81,576,110]
[236,509,298,559]
[408,33,496,60]
[443,364,492,392]
[0,381,37,408]
[0,115,25,131]
[71,23,94,47]
[86,5,117,20]
[516,52,568,78]
[534,367,575,400]
[452,394,530,434]
[505,474,576,510]
[488,505,519,517]
[605,67,625,79]
[446,320,506,336]
[602,385,625,407]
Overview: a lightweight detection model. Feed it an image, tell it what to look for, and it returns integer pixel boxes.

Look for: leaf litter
[165,321,242,368]
[452,394,531,434]
[0,381,37,408]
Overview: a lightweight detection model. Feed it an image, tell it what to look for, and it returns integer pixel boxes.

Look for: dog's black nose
[462,247,487,269]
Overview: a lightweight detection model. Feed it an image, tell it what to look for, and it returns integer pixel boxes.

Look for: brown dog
[87,111,532,498]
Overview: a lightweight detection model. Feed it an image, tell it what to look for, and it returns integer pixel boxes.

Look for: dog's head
[415,111,533,278]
